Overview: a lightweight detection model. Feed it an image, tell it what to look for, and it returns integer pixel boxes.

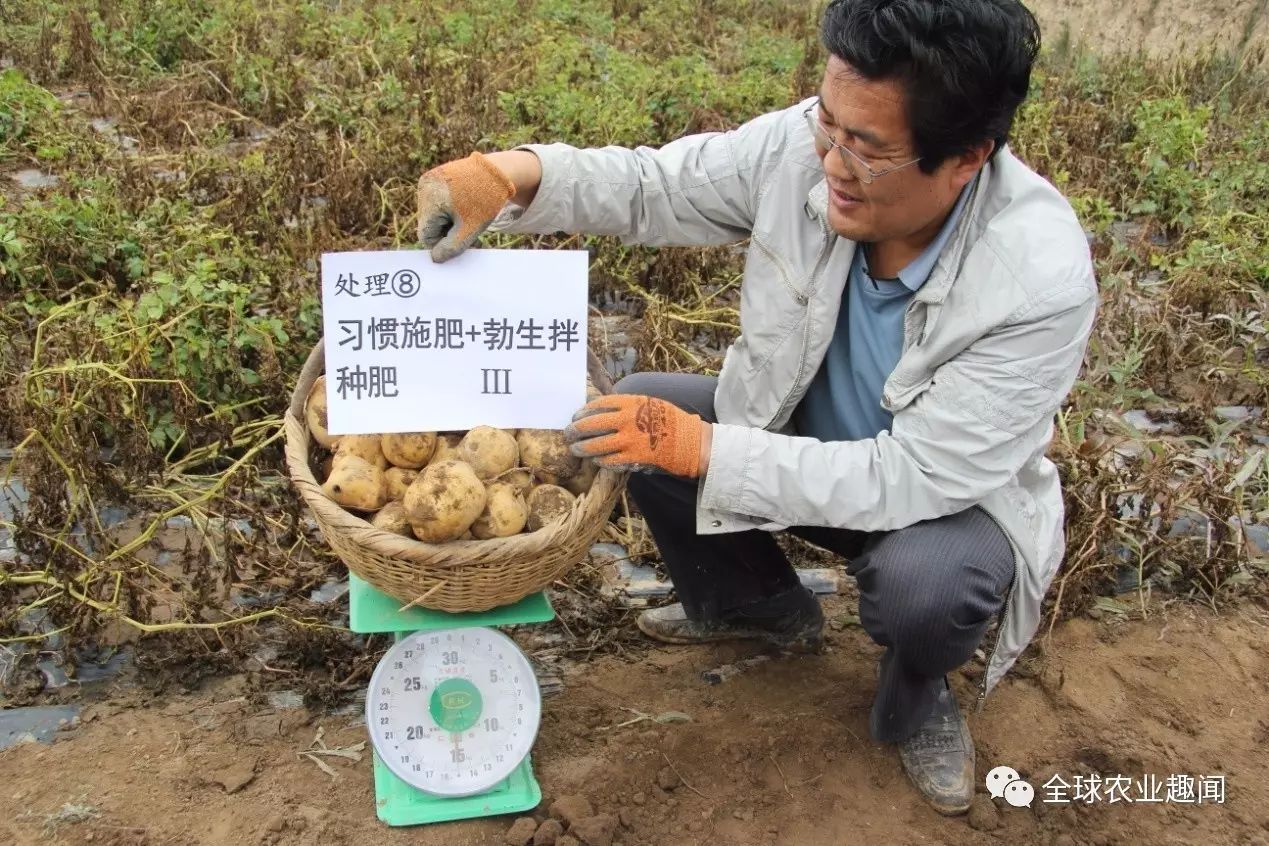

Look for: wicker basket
[284,339,627,612]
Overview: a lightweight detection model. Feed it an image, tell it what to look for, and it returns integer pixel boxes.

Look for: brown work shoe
[897,684,976,815]
[636,590,823,652]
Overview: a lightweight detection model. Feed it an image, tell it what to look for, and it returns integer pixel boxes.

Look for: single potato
[382,432,437,469]
[427,433,465,466]
[371,501,413,537]
[563,458,599,497]
[335,434,388,469]
[322,455,387,511]
[525,484,576,532]
[516,429,580,485]
[458,426,519,480]
[470,482,528,539]
[306,375,338,449]
[404,459,487,542]
[494,468,534,497]
[384,467,419,501]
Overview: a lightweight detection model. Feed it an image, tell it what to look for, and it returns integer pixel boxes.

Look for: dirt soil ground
[3,593,1267,846]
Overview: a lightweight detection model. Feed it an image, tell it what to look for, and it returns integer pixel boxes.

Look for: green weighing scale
[350,571,555,826]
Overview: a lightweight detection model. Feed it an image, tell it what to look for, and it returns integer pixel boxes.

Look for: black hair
[820,0,1040,172]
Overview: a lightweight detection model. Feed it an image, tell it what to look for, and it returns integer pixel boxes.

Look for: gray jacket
[492,98,1098,703]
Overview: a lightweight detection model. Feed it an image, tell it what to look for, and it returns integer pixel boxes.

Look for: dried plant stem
[661,752,713,801]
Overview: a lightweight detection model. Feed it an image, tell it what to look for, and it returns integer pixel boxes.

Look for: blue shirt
[794,184,972,443]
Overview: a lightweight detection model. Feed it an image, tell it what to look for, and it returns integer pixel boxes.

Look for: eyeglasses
[803,103,921,185]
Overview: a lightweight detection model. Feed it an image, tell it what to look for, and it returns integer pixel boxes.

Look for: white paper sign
[320,249,588,435]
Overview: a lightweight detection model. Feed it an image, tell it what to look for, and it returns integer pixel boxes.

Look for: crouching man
[415,0,1096,814]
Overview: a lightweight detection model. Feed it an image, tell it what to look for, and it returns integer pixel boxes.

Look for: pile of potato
[305,376,601,542]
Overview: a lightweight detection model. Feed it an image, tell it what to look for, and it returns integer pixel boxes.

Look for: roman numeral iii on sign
[481,369,512,395]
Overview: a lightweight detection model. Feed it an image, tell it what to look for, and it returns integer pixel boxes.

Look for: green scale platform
[349,572,555,827]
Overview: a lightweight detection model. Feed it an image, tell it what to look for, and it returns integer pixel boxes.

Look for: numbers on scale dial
[368,627,540,797]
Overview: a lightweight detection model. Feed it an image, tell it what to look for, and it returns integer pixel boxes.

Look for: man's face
[814,56,976,245]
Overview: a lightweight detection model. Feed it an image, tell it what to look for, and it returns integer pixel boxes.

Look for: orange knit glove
[564,395,706,478]
[416,152,516,262]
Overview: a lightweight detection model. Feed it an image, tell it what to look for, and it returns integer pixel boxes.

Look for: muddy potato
[382,432,437,469]
[322,455,387,512]
[306,375,337,449]
[335,434,388,469]
[458,426,519,480]
[516,429,580,484]
[525,484,576,532]
[403,459,486,542]
[419,525,477,542]
[496,468,534,497]
[427,433,464,466]
[563,458,599,497]
[384,467,418,501]
[371,501,413,537]
[470,482,528,539]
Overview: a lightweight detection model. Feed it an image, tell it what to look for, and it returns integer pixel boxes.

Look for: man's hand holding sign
[414,152,517,262]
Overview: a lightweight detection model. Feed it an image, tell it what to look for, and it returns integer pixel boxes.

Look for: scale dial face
[365,627,541,797]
